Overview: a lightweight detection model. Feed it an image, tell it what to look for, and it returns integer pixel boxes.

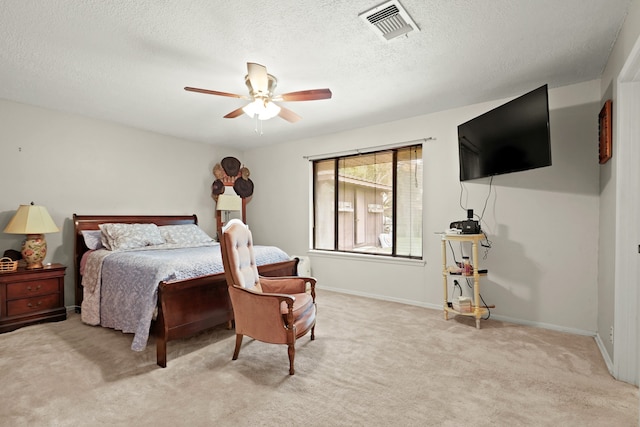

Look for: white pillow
[159,224,214,245]
[99,223,165,251]
[81,230,104,250]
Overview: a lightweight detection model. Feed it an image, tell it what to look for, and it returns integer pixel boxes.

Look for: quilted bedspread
[81,243,291,351]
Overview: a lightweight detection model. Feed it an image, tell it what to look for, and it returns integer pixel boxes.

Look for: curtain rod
[302,137,435,161]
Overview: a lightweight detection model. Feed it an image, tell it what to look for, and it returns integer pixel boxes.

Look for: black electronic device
[450,219,481,234]
[457,84,552,181]
[450,208,481,234]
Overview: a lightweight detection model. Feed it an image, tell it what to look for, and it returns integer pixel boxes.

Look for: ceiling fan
[185,62,332,123]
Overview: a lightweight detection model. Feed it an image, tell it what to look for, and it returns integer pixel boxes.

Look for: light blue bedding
[81,244,291,351]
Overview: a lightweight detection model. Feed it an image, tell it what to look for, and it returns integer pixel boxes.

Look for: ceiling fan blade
[278,105,302,123]
[184,87,247,99]
[276,88,333,102]
[223,107,246,119]
[247,62,269,95]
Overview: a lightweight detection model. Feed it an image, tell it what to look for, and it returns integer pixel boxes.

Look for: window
[313,144,422,258]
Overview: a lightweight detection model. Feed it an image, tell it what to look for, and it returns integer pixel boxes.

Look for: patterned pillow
[99,223,165,251]
[159,224,214,245]
[81,230,104,250]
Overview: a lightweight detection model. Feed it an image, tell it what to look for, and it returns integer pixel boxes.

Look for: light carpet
[0,290,637,426]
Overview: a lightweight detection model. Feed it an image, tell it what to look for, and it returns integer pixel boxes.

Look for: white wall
[0,99,241,307]
[597,0,640,370]
[244,81,602,334]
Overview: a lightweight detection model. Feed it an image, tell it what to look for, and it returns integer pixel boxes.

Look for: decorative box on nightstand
[0,263,67,333]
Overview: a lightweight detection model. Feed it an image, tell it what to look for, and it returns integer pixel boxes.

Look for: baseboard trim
[594,332,615,377]
[320,286,596,337]
[319,285,439,310]
[65,305,81,314]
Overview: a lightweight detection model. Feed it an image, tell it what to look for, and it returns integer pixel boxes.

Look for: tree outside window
[313,144,422,258]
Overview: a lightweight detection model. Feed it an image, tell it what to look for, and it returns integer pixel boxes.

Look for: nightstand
[0,263,67,333]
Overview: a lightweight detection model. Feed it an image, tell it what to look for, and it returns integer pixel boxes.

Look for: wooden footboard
[156,273,232,368]
[155,258,299,367]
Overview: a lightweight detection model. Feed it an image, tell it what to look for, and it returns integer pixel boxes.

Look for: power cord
[478,176,493,222]
[481,231,492,260]
[465,277,491,320]
[450,182,494,320]
[453,279,463,297]
[448,240,460,266]
[448,279,464,308]
[459,176,494,260]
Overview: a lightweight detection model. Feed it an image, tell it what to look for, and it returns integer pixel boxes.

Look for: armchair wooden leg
[311,324,315,341]
[288,343,295,375]
[233,334,243,360]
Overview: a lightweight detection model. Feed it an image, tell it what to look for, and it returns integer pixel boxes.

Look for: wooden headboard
[72,214,198,308]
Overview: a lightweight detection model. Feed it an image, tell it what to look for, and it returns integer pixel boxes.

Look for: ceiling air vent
[359,0,420,41]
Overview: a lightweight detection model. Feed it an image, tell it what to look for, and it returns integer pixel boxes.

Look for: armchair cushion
[284,293,315,335]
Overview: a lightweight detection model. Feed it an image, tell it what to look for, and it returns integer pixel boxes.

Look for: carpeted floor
[0,290,637,426]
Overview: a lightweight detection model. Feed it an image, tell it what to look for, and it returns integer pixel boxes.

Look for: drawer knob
[27,301,43,308]
[27,285,42,292]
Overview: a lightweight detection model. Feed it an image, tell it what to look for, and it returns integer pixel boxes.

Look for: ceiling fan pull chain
[253,116,264,135]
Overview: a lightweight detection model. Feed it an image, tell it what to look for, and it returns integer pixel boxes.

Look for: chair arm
[259,276,316,300]
[298,276,317,302]
[229,285,296,343]
[296,276,317,290]
[294,276,316,302]
[265,275,317,285]
[232,284,295,305]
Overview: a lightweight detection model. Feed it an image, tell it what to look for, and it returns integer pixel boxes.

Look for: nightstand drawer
[0,263,66,333]
[6,278,60,299]
[7,293,61,316]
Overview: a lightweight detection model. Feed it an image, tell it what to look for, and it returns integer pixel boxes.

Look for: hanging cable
[478,176,493,222]
[458,181,466,213]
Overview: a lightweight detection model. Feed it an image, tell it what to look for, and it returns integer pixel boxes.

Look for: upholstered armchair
[219,219,317,375]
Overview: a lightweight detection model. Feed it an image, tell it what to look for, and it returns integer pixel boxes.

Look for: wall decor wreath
[211,156,254,201]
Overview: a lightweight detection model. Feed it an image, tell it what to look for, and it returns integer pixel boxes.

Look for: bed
[73,214,299,367]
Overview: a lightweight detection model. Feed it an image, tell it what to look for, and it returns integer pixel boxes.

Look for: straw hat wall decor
[210,157,254,202]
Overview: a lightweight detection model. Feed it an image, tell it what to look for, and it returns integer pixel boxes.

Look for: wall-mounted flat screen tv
[457,84,551,181]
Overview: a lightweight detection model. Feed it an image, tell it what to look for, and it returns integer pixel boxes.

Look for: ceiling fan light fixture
[242,99,281,120]
[186,62,331,124]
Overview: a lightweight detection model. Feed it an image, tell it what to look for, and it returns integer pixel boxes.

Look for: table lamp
[216,194,243,235]
[3,203,60,269]
[216,194,242,222]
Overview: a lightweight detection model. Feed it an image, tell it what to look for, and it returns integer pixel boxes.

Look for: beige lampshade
[216,194,242,212]
[4,204,60,234]
[4,204,59,269]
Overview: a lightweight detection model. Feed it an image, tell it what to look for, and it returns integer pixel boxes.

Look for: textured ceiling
[0,0,631,149]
